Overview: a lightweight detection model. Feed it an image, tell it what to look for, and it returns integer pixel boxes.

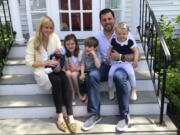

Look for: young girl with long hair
[64,34,84,101]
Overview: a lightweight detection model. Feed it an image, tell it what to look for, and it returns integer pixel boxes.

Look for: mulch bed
[167,104,180,135]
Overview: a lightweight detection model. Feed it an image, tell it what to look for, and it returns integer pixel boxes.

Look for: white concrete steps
[2,60,149,75]
[0,69,155,95]
[0,115,177,135]
[0,91,164,119]
[7,43,145,59]
[0,80,155,95]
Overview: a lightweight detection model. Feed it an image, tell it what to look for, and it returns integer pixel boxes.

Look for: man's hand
[132,61,138,68]
[110,50,121,61]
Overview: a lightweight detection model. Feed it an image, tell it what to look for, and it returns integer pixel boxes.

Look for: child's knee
[71,72,78,79]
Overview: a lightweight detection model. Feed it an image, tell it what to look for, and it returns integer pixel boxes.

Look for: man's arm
[110,49,140,62]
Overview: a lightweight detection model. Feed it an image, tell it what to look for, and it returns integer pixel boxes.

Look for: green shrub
[0,22,14,72]
[159,15,180,109]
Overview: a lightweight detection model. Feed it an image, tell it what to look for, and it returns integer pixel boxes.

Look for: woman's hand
[54,64,61,72]
[45,60,59,67]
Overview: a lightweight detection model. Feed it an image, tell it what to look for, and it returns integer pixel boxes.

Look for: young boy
[44,47,66,74]
[80,36,101,102]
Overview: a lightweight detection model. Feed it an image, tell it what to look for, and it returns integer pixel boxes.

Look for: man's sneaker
[109,90,115,100]
[116,114,130,132]
[81,114,102,131]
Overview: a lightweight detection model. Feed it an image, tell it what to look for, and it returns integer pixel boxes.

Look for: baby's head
[114,22,129,42]
[84,37,98,55]
[54,47,66,58]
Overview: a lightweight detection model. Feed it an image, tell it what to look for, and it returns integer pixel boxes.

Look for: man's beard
[104,24,114,32]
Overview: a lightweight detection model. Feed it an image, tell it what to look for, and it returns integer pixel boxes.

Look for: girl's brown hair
[64,34,79,57]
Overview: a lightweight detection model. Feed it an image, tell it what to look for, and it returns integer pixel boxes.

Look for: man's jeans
[87,63,129,115]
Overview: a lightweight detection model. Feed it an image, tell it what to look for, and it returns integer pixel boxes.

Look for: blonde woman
[25,16,77,133]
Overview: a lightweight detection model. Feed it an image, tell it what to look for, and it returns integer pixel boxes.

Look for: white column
[131,0,140,40]
[9,0,25,44]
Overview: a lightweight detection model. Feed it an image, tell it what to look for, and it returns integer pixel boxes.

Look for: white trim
[46,0,60,36]
[131,0,140,39]
[9,0,25,43]
[121,0,126,21]
[25,0,33,36]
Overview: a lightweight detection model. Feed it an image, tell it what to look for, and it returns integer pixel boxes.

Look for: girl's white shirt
[65,50,83,67]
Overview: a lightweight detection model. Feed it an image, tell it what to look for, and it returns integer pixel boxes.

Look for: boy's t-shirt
[81,51,101,72]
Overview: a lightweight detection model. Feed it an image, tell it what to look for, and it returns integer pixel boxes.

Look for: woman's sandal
[68,122,77,133]
[56,121,68,132]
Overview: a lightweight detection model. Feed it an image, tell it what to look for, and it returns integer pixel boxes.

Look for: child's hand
[132,61,138,68]
[69,64,78,72]
[80,73,85,81]
[105,56,110,64]
[89,50,96,57]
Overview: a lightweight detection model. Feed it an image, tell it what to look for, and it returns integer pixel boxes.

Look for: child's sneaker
[109,90,115,100]
[130,88,137,101]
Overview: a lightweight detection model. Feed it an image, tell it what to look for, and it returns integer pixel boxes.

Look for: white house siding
[0,1,10,23]
[149,0,180,37]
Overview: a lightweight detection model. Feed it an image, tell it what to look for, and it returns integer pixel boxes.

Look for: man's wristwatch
[120,54,125,62]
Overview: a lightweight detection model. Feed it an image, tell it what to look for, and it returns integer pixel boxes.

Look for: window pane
[105,0,121,9]
[32,13,46,31]
[71,13,81,31]
[114,10,121,23]
[30,0,46,11]
[83,0,92,10]
[59,0,68,10]
[71,0,80,10]
[83,13,92,31]
[60,13,69,31]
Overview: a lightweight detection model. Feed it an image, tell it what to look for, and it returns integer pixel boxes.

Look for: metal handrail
[137,0,171,124]
[0,0,15,76]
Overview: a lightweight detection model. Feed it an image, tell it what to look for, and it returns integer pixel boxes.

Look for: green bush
[159,15,180,109]
[0,22,14,72]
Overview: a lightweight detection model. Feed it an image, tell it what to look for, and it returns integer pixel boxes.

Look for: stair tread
[6,55,147,66]
[0,71,153,85]
[0,115,177,134]
[0,91,159,108]
[3,60,149,75]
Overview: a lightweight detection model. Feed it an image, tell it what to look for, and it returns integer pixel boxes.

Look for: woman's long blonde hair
[33,16,54,54]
